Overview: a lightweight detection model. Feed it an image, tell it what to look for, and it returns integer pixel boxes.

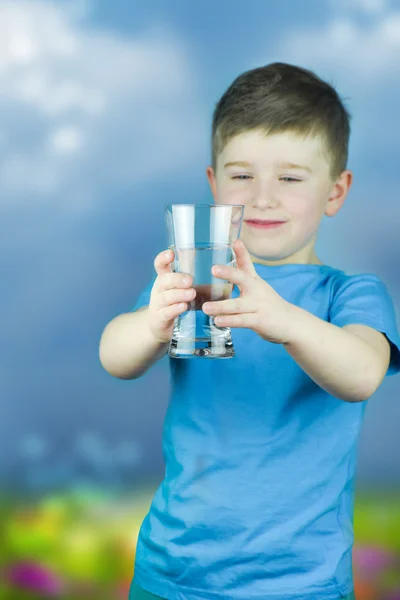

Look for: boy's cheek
[284,193,318,216]
[290,202,324,237]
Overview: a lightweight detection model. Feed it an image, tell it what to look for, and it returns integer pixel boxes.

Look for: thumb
[233,239,258,277]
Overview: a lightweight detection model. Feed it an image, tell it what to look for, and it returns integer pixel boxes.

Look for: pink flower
[353,545,396,577]
[5,561,65,597]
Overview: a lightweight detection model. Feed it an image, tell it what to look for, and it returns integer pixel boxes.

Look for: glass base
[168,339,235,359]
[168,311,235,359]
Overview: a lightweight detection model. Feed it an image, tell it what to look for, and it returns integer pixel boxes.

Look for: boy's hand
[202,239,294,345]
[147,249,196,344]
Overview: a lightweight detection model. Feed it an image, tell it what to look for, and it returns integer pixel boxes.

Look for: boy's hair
[211,62,351,180]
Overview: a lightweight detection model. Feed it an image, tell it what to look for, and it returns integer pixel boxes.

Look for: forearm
[283,304,383,402]
[99,308,169,380]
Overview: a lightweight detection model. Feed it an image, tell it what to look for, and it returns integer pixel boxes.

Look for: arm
[99,307,169,380]
[99,248,195,380]
[284,304,391,402]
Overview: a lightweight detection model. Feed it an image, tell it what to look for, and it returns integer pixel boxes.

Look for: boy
[99,63,400,600]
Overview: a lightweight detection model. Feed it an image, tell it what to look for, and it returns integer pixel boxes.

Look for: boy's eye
[232,175,252,180]
[280,177,301,183]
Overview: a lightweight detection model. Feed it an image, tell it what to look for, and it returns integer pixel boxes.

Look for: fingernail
[213,266,222,274]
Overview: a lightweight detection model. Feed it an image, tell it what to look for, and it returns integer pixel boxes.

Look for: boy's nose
[251,180,280,209]
[251,192,279,210]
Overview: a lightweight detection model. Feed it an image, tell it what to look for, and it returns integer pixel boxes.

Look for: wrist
[144,308,171,347]
[282,302,307,347]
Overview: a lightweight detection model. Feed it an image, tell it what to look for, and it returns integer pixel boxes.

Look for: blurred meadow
[0,485,400,599]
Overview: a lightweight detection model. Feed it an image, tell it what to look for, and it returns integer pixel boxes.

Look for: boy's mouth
[245,219,286,229]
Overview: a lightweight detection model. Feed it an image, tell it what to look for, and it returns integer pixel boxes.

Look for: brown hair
[211,62,351,180]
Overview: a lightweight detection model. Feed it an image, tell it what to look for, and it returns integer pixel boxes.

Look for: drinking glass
[165,204,244,359]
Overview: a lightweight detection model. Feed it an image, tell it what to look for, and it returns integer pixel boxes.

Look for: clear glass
[165,204,244,359]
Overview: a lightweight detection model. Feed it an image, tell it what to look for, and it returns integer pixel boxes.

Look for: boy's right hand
[147,249,196,344]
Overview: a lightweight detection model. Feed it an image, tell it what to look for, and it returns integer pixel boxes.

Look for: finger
[233,239,258,277]
[214,312,257,329]
[154,249,175,277]
[158,286,196,309]
[202,296,255,315]
[211,264,250,290]
[160,301,190,322]
[157,272,193,293]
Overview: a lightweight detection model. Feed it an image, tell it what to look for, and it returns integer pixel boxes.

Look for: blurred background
[1,0,400,598]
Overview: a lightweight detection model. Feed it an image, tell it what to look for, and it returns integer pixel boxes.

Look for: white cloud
[0,0,206,212]
[49,126,84,154]
[278,13,400,80]
[358,0,387,13]
[334,0,388,14]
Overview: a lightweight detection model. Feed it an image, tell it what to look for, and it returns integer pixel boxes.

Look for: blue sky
[2,0,400,492]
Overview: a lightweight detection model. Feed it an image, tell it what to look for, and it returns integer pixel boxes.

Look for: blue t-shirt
[130,262,400,600]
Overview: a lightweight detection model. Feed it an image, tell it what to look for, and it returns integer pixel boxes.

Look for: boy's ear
[206,166,218,201]
[325,170,353,217]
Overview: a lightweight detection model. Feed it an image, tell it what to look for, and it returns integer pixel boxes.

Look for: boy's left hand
[202,239,295,345]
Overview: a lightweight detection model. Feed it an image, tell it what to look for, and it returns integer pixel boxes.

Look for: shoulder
[309,266,386,305]
[326,268,397,327]
[326,269,400,377]
[327,268,398,335]
[329,269,386,298]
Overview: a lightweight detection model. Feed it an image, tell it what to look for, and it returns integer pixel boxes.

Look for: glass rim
[164,203,244,209]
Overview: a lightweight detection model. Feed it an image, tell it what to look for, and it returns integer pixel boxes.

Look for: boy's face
[206,129,352,265]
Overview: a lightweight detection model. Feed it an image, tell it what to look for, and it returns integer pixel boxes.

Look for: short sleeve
[132,273,157,312]
[329,273,400,376]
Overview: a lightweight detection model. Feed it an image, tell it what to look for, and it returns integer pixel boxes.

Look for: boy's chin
[240,238,293,264]
[239,235,281,253]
